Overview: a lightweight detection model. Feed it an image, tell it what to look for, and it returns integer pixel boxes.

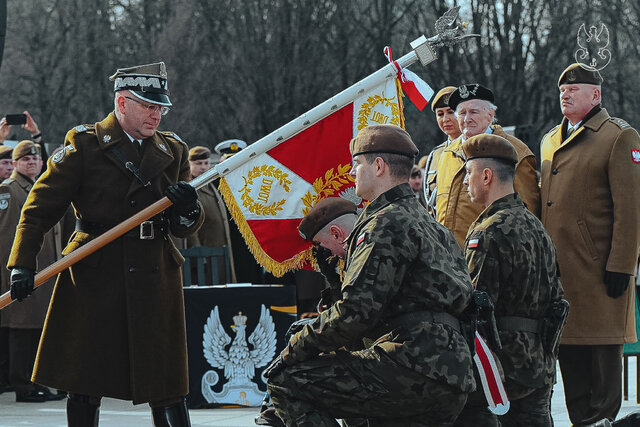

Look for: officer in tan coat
[434,84,540,247]
[540,63,640,426]
[7,62,203,426]
[0,141,67,402]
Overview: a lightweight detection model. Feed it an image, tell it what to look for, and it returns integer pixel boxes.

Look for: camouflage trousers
[453,377,553,427]
[267,349,468,427]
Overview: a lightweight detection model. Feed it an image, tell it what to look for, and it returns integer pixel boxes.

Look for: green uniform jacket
[540,108,640,345]
[285,184,475,392]
[465,193,563,391]
[7,112,204,404]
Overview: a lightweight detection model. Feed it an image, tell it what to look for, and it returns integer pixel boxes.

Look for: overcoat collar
[94,112,175,196]
[547,107,610,154]
[10,170,35,192]
[476,193,523,224]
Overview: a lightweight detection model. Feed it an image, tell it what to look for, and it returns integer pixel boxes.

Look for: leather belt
[376,310,461,335]
[497,316,539,334]
[75,218,168,240]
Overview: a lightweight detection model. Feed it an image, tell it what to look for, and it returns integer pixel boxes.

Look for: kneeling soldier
[455,134,566,426]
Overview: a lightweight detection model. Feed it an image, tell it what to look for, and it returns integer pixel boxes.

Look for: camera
[5,114,27,125]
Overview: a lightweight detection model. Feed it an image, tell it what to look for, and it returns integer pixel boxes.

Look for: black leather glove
[263,354,287,379]
[604,270,631,298]
[10,267,35,302]
[165,181,200,221]
[313,245,340,285]
[285,317,316,341]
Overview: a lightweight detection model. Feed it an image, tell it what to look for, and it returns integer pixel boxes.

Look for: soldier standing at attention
[454,134,565,426]
[540,63,640,426]
[7,62,203,426]
[423,86,461,217]
[264,124,475,426]
[435,84,540,248]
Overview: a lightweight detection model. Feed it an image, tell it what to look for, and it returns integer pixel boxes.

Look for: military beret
[298,197,357,241]
[215,139,247,156]
[349,125,418,158]
[411,164,422,178]
[448,84,495,111]
[431,86,457,111]
[558,63,603,87]
[109,61,171,106]
[12,140,41,161]
[189,146,211,161]
[0,145,12,160]
[462,134,517,164]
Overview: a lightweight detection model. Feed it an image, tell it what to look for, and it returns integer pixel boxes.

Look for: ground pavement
[1,359,639,426]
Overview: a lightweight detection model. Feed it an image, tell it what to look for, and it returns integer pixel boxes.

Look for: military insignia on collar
[467,238,480,249]
[159,143,168,152]
[632,149,640,164]
[356,232,367,246]
[103,134,112,143]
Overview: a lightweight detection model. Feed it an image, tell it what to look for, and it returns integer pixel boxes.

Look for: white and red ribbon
[474,332,510,415]
[383,46,434,111]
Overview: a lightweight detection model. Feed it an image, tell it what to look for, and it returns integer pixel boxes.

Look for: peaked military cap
[189,146,211,161]
[431,86,457,111]
[215,139,247,156]
[298,197,358,240]
[448,84,495,111]
[558,63,603,87]
[109,61,171,106]
[462,134,517,164]
[0,145,12,160]
[350,125,418,158]
[13,140,41,161]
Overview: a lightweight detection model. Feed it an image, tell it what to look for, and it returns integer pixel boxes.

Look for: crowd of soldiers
[0,58,639,427]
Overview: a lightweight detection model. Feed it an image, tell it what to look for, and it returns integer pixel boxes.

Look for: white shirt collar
[123,131,142,145]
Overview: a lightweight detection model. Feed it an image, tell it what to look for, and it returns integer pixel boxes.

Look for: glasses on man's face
[124,96,170,116]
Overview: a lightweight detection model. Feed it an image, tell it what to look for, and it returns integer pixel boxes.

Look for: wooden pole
[0,196,173,310]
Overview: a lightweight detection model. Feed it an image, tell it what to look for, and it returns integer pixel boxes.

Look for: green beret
[0,145,12,160]
[189,146,211,161]
[448,84,495,111]
[298,197,357,241]
[558,63,603,87]
[431,86,457,111]
[109,61,171,106]
[349,125,418,158]
[12,140,41,161]
[462,134,517,164]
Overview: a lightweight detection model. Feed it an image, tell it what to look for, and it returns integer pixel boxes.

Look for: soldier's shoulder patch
[51,145,76,164]
[356,231,368,246]
[610,118,630,129]
[0,192,10,210]
[467,237,480,249]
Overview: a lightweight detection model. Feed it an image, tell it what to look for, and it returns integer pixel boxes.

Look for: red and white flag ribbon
[474,332,510,415]
[383,46,434,111]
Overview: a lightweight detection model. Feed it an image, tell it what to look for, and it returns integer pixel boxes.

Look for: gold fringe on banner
[219,177,314,277]
[395,78,406,130]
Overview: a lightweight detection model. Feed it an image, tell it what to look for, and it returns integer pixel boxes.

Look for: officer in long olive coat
[540,63,640,425]
[7,62,203,426]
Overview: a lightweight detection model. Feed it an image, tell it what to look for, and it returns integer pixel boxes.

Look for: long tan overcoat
[7,113,203,404]
[435,125,541,247]
[540,108,640,345]
[0,172,61,328]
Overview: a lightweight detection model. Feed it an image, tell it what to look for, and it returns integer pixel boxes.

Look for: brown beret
[448,84,495,111]
[0,145,12,160]
[462,134,517,164]
[298,197,357,240]
[350,125,418,158]
[189,146,211,161]
[431,86,457,111]
[558,63,603,87]
[13,140,41,161]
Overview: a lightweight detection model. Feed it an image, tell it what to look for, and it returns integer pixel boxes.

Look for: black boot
[613,411,640,426]
[151,398,191,427]
[66,393,101,427]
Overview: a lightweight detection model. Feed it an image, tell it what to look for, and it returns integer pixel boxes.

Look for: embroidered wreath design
[356,92,401,130]
[301,164,354,216]
[240,165,291,216]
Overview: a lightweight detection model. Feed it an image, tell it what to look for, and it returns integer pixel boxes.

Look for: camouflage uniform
[268,184,475,426]
[457,193,563,426]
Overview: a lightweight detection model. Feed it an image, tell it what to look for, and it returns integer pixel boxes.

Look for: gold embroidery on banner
[300,164,354,216]
[240,165,291,216]
[357,91,401,130]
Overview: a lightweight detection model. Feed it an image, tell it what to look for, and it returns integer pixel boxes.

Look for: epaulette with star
[74,124,95,134]
[610,118,630,129]
[161,131,184,143]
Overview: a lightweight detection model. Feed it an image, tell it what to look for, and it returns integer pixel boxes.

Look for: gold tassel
[395,78,406,130]
[219,178,313,277]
